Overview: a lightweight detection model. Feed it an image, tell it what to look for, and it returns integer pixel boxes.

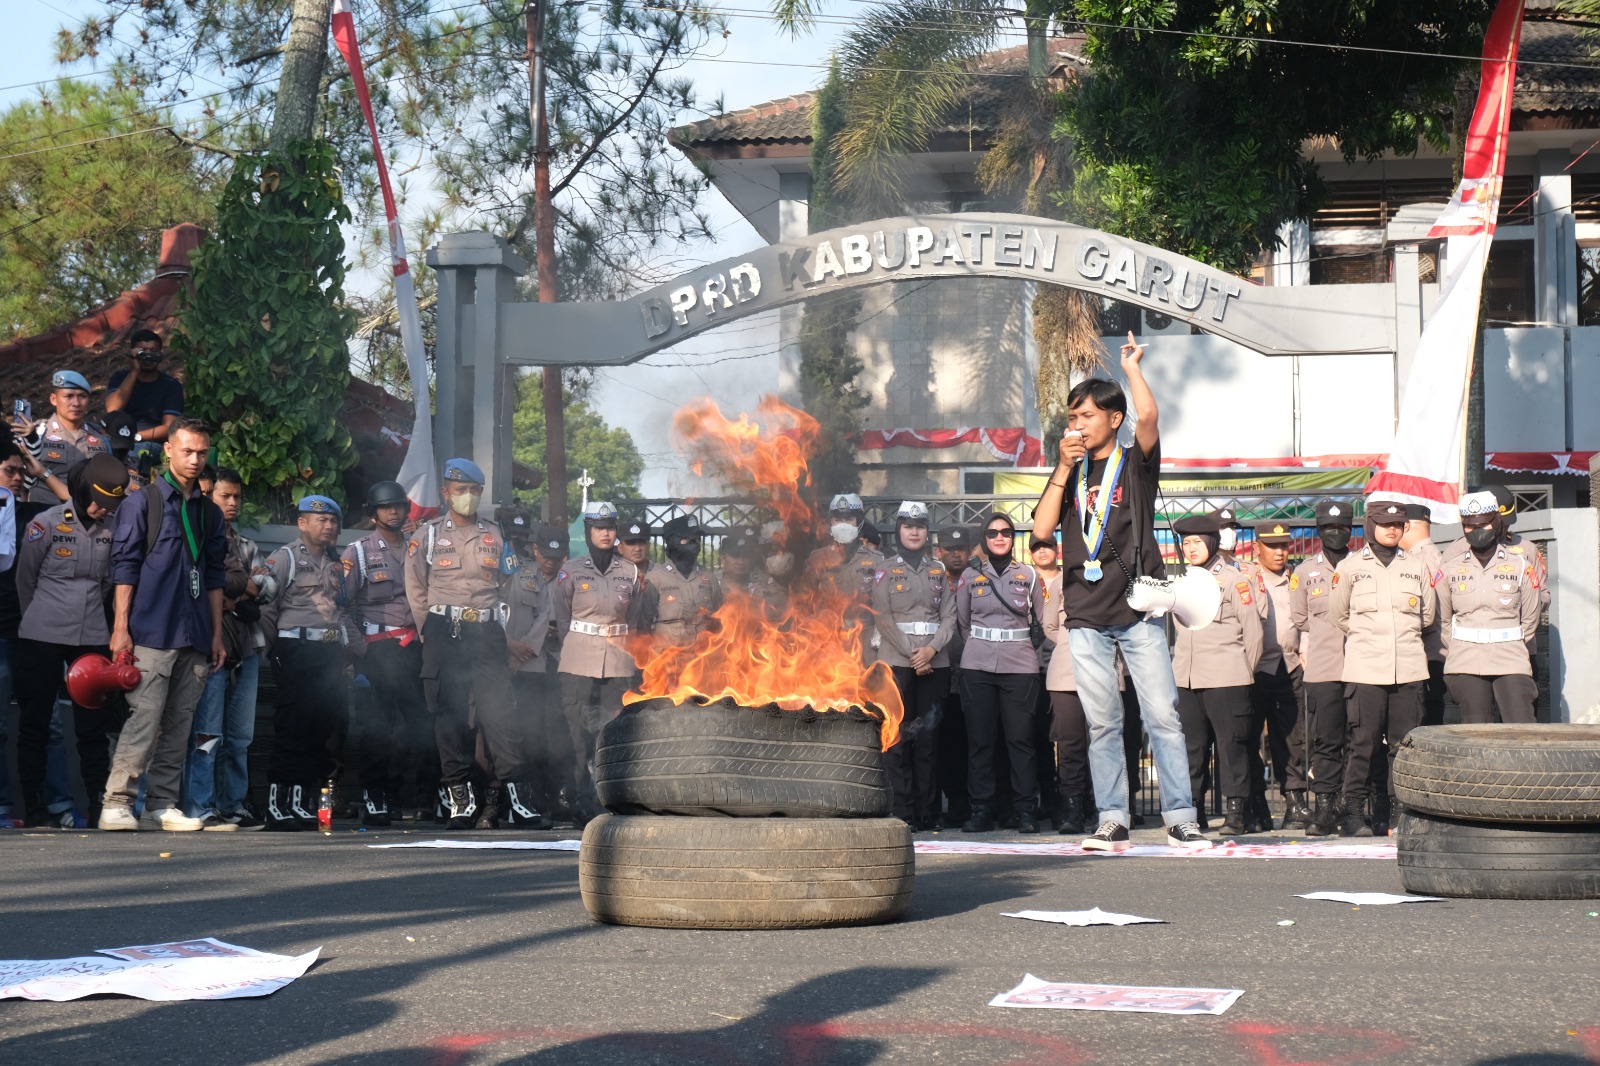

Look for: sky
[3,0,844,499]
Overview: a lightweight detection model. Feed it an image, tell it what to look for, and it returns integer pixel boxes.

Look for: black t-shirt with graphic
[1058,438,1163,629]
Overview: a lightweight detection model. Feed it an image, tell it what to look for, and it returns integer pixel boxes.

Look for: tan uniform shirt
[719,567,787,617]
[1410,539,1445,662]
[1254,564,1300,676]
[1030,568,1061,673]
[342,530,414,632]
[955,557,1038,674]
[1229,553,1270,620]
[869,552,956,669]
[260,539,346,639]
[28,417,110,504]
[1442,532,1549,609]
[404,516,506,630]
[1171,559,1262,689]
[645,562,723,649]
[1435,542,1538,677]
[1038,571,1077,691]
[1330,545,1436,686]
[805,541,883,662]
[552,553,641,679]
[18,503,114,645]
[1290,552,1345,684]
[505,560,555,674]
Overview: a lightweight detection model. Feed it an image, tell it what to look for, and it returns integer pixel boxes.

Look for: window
[1578,243,1600,326]
[1310,246,1386,285]
[1482,241,1535,324]
[1096,298,1141,337]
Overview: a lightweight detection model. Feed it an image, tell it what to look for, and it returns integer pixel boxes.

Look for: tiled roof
[0,225,540,506]
[676,14,1599,149]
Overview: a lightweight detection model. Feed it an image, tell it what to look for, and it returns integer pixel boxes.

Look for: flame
[626,397,904,750]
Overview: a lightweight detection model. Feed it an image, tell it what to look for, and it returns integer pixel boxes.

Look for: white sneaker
[99,806,140,831]
[140,807,204,832]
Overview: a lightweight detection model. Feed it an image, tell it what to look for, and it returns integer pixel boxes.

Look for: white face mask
[830,521,859,545]
[766,552,793,577]
[449,491,481,517]
[1217,527,1238,552]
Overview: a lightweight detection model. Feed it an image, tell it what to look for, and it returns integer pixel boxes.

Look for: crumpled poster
[0,939,319,1001]
[990,973,1243,1015]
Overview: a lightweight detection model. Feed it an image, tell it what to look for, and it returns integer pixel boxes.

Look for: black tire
[1392,724,1600,824]
[1396,809,1600,900]
[579,814,914,929]
[594,696,891,818]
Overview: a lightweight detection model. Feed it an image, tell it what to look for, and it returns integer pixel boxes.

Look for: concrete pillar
[1535,148,1577,328]
[425,231,528,505]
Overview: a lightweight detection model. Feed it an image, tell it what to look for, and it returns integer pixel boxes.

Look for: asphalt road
[0,822,1596,1066]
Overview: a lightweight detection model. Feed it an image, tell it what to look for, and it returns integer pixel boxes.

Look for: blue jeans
[1068,617,1196,828]
[181,655,259,817]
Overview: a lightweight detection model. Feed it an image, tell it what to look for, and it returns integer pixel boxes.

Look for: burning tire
[1393,725,1600,824]
[579,813,914,928]
[1396,809,1600,900]
[593,696,892,818]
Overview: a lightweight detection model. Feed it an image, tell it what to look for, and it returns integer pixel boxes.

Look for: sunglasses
[985,528,1015,539]
[0,465,23,476]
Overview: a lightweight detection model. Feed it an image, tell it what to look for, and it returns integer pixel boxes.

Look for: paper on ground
[1003,908,1164,927]
[1297,891,1445,905]
[991,973,1242,1015]
[367,839,581,851]
[0,940,319,1001]
[915,840,1395,859]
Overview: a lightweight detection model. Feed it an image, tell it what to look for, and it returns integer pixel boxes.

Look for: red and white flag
[331,0,438,519]
[1364,0,1524,520]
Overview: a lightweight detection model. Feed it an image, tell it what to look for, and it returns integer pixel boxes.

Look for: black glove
[232,599,261,624]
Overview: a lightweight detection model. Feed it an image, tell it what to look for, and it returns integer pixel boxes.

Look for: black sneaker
[1081,821,1130,852]
[1166,821,1213,851]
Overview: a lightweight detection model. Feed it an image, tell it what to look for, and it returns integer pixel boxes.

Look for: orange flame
[626,397,904,750]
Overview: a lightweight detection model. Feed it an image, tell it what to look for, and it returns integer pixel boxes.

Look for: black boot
[1282,790,1312,832]
[474,786,502,830]
[445,783,477,830]
[1054,795,1087,835]
[1016,803,1040,834]
[505,782,552,829]
[289,784,319,828]
[1220,797,1247,836]
[1340,795,1373,837]
[434,786,450,825]
[1369,793,1394,837]
[362,789,392,827]
[1305,793,1338,836]
[21,789,48,829]
[264,784,303,832]
[961,804,996,833]
[1250,793,1275,833]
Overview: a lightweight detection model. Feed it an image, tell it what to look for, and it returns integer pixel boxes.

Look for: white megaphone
[1125,568,1222,630]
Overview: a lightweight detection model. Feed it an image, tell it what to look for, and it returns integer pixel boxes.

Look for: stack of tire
[1393,724,1600,900]
[578,696,915,929]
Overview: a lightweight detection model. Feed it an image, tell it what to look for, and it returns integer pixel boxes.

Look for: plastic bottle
[318,785,333,834]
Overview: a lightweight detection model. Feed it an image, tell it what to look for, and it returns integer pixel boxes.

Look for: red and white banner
[857,427,1044,467]
[332,0,438,519]
[1365,0,1525,520]
[1485,451,1597,475]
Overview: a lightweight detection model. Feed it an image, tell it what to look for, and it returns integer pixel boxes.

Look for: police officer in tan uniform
[804,493,882,663]
[956,513,1041,833]
[1250,521,1310,831]
[718,526,786,618]
[405,459,547,831]
[1170,513,1263,836]
[617,518,651,577]
[14,455,127,828]
[18,371,111,504]
[1330,498,1435,837]
[496,506,563,815]
[935,526,974,827]
[1292,500,1353,836]
[552,500,643,824]
[342,480,427,827]
[260,495,349,831]
[870,501,955,828]
[644,515,723,654]
[1437,489,1540,723]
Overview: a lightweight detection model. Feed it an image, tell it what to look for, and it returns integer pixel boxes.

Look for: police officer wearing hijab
[1436,489,1540,724]
[956,513,1042,833]
[1329,498,1435,836]
[870,501,956,829]
[552,500,643,824]
[1170,512,1263,836]
[1292,500,1353,837]
[936,526,975,827]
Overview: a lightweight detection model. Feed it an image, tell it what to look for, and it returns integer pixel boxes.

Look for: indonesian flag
[1364,0,1524,521]
[331,0,438,519]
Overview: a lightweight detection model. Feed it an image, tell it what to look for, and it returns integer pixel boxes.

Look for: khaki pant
[102,646,210,810]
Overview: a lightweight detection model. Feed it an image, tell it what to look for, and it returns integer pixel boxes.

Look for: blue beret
[51,370,91,392]
[298,495,342,519]
[443,458,485,485]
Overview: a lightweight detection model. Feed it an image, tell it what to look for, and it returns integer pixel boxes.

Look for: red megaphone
[67,651,142,709]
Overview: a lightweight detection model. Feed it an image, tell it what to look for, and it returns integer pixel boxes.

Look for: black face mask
[667,540,699,569]
[1318,527,1351,553]
[1465,526,1499,551]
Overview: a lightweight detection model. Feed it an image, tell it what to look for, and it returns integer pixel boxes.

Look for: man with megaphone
[1033,333,1211,852]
